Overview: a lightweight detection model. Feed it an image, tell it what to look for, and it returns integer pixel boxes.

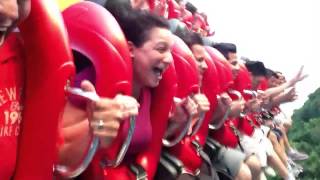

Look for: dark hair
[185,2,197,14]
[103,0,132,17]
[245,60,267,76]
[266,68,279,79]
[175,30,204,49]
[106,7,170,47]
[213,42,237,60]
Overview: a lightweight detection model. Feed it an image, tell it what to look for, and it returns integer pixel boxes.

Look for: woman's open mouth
[0,28,8,46]
[152,66,165,80]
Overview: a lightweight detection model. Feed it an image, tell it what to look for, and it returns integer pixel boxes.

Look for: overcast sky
[189,0,320,116]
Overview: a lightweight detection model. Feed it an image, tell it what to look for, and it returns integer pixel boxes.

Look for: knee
[245,155,262,175]
[235,162,252,180]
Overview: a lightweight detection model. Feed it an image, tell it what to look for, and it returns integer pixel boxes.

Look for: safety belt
[192,140,220,180]
[129,163,148,180]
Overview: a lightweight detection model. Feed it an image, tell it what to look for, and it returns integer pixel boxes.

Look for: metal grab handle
[67,87,137,167]
[228,90,243,101]
[55,87,136,178]
[162,97,193,147]
[66,87,100,101]
[209,107,231,130]
[54,136,100,178]
[229,90,246,117]
[243,89,266,113]
[55,116,136,177]
[102,115,136,167]
[54,87,101,178]
[243,89,258,98]
[163,116,192,147]
[189,112,206,136]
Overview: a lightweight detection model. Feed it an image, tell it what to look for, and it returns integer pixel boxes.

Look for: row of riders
[0,0,308,179]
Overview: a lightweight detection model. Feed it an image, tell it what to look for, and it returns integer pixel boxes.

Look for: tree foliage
[292,87,320,122]
[288,87,320,179]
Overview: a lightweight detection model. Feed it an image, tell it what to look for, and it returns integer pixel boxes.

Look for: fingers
[291,66,308,85]
[91,98,121,111]
[90,95,139,118]
[192,94,210,112]
[298,74,308,81]
[89,117,122,147]
[220,93,232,105]
[299,65,304,76]
[90,118,121,133]
[80,80,96,93]
[216,94,230,111]
[246,99,261,112]
[114,94,140,116]
[86,94,139,147]
[183,96,198,116]
[174,93,210,121]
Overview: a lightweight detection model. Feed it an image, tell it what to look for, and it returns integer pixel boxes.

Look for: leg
[268,130,288,164]
[267,151,290,179]
[280,124,308,161]
[235,163,252,180]
[280,124,291,151]
[244,155,262,180]
[214,147,251,180]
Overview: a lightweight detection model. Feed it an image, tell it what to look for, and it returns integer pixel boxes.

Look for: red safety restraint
[14,0,74,179]
[62,2,133,179]
[206,47,239,148]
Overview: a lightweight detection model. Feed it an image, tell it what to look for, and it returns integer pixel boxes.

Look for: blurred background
[189,0,319,117]
[189,1,320,178]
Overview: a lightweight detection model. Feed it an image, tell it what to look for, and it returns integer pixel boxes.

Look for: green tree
[288,87,320,179]
[292,87,320,122]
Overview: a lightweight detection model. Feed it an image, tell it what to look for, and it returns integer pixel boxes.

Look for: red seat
[206,47,239,148]
[63,2,177,179]
[13,1,74,179]
[192,51,220,146]
[166,46,220,174]
[181,10,193,29]
[206,47,233,92]
[163,36,204,174]
[192,13,206,34]
[231,65,256,136]
[62,2,133,179]
[134,65,177,179]
[93,64,176,180]
[167,0,181,19]
[148,0,168,18]
[161,36,199,148]
[171,36,199,99]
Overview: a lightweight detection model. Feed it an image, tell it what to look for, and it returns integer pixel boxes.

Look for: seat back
[206,47,239,148]
[14,1,74,179]
[148,0,168,18]
[167,0,181,19]
[232,65,255,136]
[167,48,220,173]
[172,36,199,98]
[62,2,133,178]
[160,36,201,172]
[134,65,177,180]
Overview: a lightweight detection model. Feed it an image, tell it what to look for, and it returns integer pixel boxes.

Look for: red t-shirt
[0,33,24,179]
